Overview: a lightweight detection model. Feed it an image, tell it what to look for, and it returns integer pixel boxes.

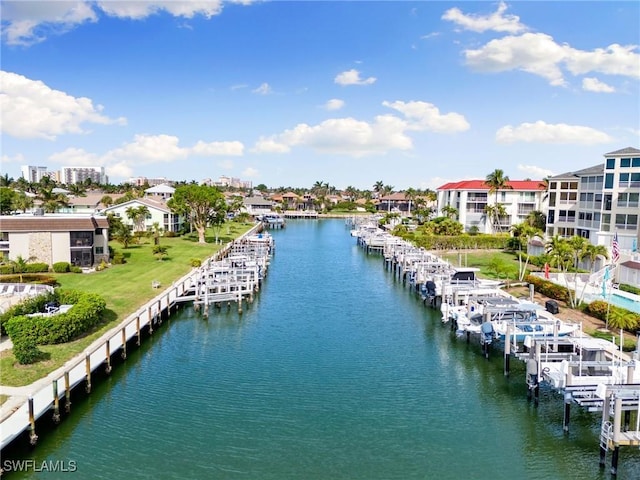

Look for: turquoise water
[4,219,640,479]
[609,293,640,315]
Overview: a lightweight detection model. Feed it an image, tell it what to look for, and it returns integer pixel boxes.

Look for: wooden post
[599,389,611,468]
[105,341,112,374]
[121,327,127,359]
[85,353,91,393]
[64,371,71,413]
[611,395,622,476]
[28,396,38,445]
[52,381,60,424]
[148,308,154,335]
[136,316,141,346]
[563,392,572,433]
[504,324,511,377]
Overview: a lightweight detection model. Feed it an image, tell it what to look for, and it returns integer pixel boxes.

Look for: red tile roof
[437,180,546,191]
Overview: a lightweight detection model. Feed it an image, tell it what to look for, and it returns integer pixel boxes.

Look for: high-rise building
[60,166,108,185]
[20,165,50,183]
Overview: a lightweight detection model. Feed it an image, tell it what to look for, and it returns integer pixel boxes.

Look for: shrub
[190,258,202,267]
[24,262,50,273]
[12,332,42,365]
[0,274,58,285]
[112,253,125,264]
[0,265,14,274]
[70,266,83,273]
[164,231,178,237]
[0,291,56,336]
[52,262,71,273]
[525,275,571,302]
[586,300,640,331]
[619,284,640,296]
[5,289,107,346]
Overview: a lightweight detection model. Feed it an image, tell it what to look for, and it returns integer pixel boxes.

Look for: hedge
[525,275,571,302]
[24,263,50,273]
[52,262,71,273]
[4,290,107,364]
[586,300,640,332]
[0,291,56,336]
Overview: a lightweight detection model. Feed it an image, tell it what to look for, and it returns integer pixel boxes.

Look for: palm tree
[485,169,512,232]
[441,205,458,220]
[0,173,13,187]
[36,186,69,213]
[12,191,35,213]
[373,181,384,198]
[126,205,151,232]
[405,188,417,216]
[545,235,582,307]
[100,195,114,208]
[484,203,508,233]
[511,223,542,280]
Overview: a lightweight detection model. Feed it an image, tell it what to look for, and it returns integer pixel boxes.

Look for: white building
[102,198,183,233]
[21,165,50,183]
[436,180,546,234]
[60,166,108,185]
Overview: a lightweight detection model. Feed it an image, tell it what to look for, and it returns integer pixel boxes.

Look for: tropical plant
[167,184,227,243]
[125,205,151,232]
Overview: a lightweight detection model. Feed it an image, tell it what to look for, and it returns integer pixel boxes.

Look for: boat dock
[0,224,274,452]
[349,218,640,475]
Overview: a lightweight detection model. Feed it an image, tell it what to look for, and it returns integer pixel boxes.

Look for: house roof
[604,147,640,156]
[379,192,408,200]
[437,180,546,191]
[145,184,175,194]
[620,260,640,270]
[103,197,171,213]
[243,196,273,206]
[67,193,126,207]
[0,214,109,232]
[282,192,299,199]
[549,164,603,179]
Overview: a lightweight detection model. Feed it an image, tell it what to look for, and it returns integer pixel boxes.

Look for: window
[601,214,611,232]
[619,172,640,188]
[95,246,104,254]
[70,231,93,247]
[605,173,614,189]
[550,182,557,189]
[617,192,640,208]
[615,214,638,230]
[633,158,640,167]
[606,158,615,169]
[604,194,612,211]
[548,192,556,207]
[621,158,631,168]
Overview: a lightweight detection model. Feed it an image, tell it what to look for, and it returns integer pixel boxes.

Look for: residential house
[103,198,183,233]
[242,197,275,216]
[0,213,110,267]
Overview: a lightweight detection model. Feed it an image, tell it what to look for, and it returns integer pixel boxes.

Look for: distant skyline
[1,1,639,190]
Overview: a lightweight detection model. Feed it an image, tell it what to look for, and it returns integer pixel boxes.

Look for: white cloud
[464,33,567,86]
[0,71,126,140]
[324,99,345,111]
[463,33,639,86]
[582,77,615,93]
[334,69,376,86]
[1,1,249,45]
[442,1,527,34]
[105,134,188,164]
[1,1,97,46]
[566,44,640,78]
[420,32,440,40]
[106,161,134,180]
[254,115,412,157]
[517,164,555,179]
[252,83,272,95]
[0,153,25,164]
[97,1,224,20]
[49,147,101,166]
[252,137,291,154]
[242,167,259,178]
[382,100,470,133]
[496,121,613,145]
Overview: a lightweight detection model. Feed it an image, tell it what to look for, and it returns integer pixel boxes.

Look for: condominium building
[20,165,50,183]
[547,147,640,252]
[436,180,546,234]
[60,166,108,185]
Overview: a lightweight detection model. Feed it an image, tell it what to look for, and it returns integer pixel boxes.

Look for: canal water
[5,219,640,479]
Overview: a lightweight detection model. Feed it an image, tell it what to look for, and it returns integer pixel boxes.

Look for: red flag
[544,263,550,279]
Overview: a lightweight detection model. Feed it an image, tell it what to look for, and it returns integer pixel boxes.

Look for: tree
[373,181,384,197]
[126,205,151,233]
[484,203,508,233]
[441,205,458,220]
[12,191,34,213]
[152,245,168,261]
[0,187,16,214]
[525,210,546,232]
[545,235,581,307]
[485,169,512,232]
[405,188,417,215]
[100,195,114,208]
[167,184,227,243]
[511,222,542,280]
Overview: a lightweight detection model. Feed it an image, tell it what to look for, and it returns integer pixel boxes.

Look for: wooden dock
[0,223,272,451]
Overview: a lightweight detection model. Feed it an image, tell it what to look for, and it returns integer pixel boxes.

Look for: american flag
[612,232,620,263]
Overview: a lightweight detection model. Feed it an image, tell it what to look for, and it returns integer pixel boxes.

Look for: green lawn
[439,249,539,281]
[0,222,255,386]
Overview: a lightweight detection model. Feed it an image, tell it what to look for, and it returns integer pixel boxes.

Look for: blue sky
[1,1,639,190]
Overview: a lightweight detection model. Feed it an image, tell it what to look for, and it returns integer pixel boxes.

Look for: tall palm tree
[485,168,512,231]
[126,205,151,232]
[373,181,384,198]
[405,188,417,215]
[12,191,35,213]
